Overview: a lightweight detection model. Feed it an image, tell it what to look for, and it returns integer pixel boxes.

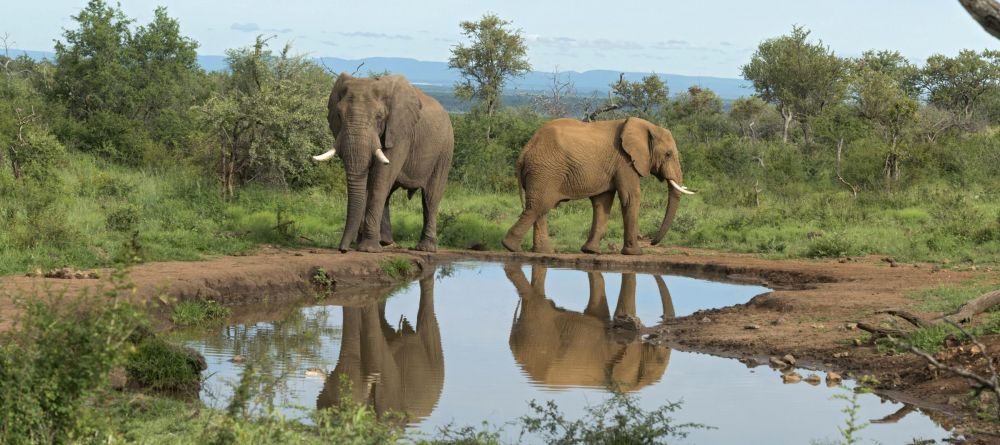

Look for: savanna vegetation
[3,0,1000,442]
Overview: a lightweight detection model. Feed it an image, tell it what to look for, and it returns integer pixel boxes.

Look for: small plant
[805,233,853,258]
[310,267,335,297]
[171,299,232,326]
[830,385,870,445]
[518,388,709,444]
[106,203,141,232]
[125,332,205,394]
[380,257,415,280]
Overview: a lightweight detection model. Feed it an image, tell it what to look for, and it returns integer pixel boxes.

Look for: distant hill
[11,49,752,100]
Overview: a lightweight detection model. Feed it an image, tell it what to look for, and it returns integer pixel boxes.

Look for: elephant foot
[532,243,554,254]
[581,243,601,254]
[414,239,438,252]
[501,236,523,252]
[357,239,383,253]
[621,246,643,255]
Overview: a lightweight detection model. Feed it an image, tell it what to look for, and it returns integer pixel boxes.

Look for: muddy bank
[0,248,427,330]
[1,244,997,439]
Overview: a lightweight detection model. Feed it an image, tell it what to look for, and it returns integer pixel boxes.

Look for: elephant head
[312,73,423,251]
[316,275,443,421]
[506,264,674,391]
[620,117,695,245]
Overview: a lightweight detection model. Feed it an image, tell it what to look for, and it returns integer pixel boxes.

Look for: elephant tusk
[669,180,696,195]
[374,148,390,165]
[312,148,337,161]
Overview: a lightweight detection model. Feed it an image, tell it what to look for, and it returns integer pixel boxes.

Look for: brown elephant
[312,73,453,253]
[505,264,675,390]
[502,117,694,255]
[316,276,444,421]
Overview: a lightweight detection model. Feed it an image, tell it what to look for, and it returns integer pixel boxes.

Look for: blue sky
[3,0,998,78]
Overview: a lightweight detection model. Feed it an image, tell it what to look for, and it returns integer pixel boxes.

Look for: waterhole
[186,261,951,444]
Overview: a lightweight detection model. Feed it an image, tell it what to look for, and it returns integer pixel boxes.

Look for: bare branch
[877,309,930,329]
[960,0,1000,39]
[938,290,1000,323]
[835,139,859,199]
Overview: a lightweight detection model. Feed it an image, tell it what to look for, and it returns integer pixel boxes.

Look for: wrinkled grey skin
[321,73,453,253]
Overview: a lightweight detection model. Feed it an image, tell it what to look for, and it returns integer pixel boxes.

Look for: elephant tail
[515,157,526,208]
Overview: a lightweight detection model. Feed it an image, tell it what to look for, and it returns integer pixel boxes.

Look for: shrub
[805,233,853,258]
[171,300,232,327]
[125,332,205,394]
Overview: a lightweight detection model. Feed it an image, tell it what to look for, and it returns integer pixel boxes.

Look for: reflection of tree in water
[506,264,675,391]
[317,275,444,422]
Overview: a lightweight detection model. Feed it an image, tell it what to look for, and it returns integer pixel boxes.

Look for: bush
[804,233,854,258]
[125,334,206,394]
[171,300,232,326]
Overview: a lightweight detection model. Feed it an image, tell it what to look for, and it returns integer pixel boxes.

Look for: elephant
[502,117,694,255]
[316,275,444,421]
[505,263,675,390]
[312,73,454,253]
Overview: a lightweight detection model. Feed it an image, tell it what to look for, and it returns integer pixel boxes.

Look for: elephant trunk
[338,130,378,252]
[651,187,681,245]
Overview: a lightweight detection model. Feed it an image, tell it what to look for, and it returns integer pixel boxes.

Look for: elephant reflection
[506,264,674,390]
[317,276,443,420]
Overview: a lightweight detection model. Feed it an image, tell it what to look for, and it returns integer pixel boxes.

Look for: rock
[804,374,822,385]
[769,356,788,368]
[782,354,796,366]
[230,355,245,364]
[811,324,825,329]
[826,371,843,384]
[852,338,863,346]
[782,372,802,384]
[700,316,712,323]
[833,352,849,358]
[744,324,761,330]
[612,314,642,331]
[739,357,759,367]
[770,318,784,326]
[844,322,858,330]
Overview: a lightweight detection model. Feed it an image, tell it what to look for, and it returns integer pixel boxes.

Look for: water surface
[188,261,951,444]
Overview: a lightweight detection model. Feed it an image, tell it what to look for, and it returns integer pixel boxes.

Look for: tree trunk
[780,107,794,144]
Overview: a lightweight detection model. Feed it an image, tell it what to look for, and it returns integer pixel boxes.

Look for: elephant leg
[613,273,637,318]
[504,192,557,252]
[380,187,396,247]
[358,165,402,252]
[531,210,554,253]
[582,191,614,254]
[618,188,643,255]
[415,162,448,252]
[584,271,610,319]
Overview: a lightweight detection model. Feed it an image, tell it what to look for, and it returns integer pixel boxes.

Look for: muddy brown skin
[502,117,686,256]
[325,73,454,253]
[506,264,674,390]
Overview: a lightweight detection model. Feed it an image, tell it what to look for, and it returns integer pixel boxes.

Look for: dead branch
[888,320,1000,419]
[877,309,930,329]
[938,290,1000,324]
[961,0,1000,39]
[582,73,625,122]
[870,404,915,424]
[351,61,365,76]
[856,322,906,338]
[835,138,859,199]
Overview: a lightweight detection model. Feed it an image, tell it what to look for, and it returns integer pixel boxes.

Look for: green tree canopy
[449,13,531,140]
[921,49,1000,125]
[741,26,849,144]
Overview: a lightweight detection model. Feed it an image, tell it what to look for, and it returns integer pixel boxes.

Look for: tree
[449,13,531,141]
[531,68,576,118]
[729,96,771,142]
[197,36,332,199]
[51,1,202,163]
[851,57,919,182]
[585,73,668,121]
[741,26,849,144]
[921,49,1000,126]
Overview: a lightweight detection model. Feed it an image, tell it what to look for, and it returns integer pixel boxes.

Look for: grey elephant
[312,73,454,253]
[502,117,694,255]
[316,275,444,421]
[506,264,675,390]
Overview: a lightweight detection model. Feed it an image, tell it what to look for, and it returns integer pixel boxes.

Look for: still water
[187,262,952,444]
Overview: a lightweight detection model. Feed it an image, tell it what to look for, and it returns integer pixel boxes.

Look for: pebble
[826,371,843,384]
[782,372,802,384]
[833,352,849,358]
[769,356,788,368]
[804,374,822,385]
[700,317,712,323]
[844,322,858,330]
[744,324,761,330]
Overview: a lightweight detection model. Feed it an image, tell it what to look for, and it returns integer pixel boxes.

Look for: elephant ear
[620,117,652,177]
[327,73,351,137]
[384,76,422,149]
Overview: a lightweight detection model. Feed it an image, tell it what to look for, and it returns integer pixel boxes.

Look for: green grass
[379,256,416,280]
[125,334,204,393]
[171,300,232,327]
[909,279,1000,313]
[2,152,1000,277]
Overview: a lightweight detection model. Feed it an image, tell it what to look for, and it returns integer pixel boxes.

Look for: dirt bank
[1,244,996,439]
[0,248,428,331]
